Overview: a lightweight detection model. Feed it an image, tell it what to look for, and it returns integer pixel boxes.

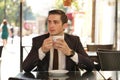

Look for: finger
[44,43,53,51]
[57,38,64,42]
[54,43,63,50]
[54,40,63,46]
[45,38,53,44]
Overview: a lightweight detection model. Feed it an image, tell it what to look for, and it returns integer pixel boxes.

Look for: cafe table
[8,70,119,80]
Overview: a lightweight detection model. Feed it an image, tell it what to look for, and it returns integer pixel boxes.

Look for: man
[22,9,94,72]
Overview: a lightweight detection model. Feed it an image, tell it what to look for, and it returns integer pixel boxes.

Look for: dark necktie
[53,49,58,70]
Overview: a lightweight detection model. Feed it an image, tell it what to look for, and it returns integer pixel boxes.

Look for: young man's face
[47,14,66,36]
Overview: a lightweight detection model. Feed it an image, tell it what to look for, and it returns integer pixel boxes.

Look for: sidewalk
[1,44,20,80]
[0,36,32,80]
[0,36,20,80]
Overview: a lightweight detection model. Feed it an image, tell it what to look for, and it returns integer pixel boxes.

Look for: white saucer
[49,70,69,76]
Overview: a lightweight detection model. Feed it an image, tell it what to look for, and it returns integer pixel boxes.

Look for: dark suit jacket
[22,33,94,72]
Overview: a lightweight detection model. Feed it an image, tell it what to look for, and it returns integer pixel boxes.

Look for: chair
[0,46,3,57]
[86,44,113,71]
[97,50,120,70]
[86,44,113,63]
[8,77,21,80]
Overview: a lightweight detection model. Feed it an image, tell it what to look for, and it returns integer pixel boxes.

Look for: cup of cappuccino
[52,36,63,42]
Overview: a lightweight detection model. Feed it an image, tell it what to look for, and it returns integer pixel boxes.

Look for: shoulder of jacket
[65,33,79,39]
[33,33,49,40]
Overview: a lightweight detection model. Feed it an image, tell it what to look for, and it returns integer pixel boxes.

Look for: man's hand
[41,37,53,53]
[53,39,72,56]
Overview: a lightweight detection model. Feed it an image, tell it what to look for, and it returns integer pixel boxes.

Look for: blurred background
[0,0,119,48]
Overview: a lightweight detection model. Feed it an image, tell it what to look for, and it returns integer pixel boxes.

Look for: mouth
[50,29,55,32]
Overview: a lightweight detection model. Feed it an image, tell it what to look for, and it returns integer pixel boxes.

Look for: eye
[47,20,51,24]
[54,21,59,24]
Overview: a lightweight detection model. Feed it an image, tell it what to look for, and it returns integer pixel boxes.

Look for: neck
[50,31,64,36]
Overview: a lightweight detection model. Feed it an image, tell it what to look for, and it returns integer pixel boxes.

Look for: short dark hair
[48,9,68,24]
[3,20,7,25]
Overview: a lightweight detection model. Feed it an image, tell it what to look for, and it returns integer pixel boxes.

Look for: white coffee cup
[52,36,63,42]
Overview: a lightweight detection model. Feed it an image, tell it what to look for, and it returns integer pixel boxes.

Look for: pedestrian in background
[0,19,11,47]
[10,24,14,44]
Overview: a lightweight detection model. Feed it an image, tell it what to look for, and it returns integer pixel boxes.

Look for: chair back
[87,44,113,51]
[0,46,3,57]
[97,50,120,70]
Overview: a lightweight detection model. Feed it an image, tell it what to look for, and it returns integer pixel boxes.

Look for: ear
[63,23,68,29]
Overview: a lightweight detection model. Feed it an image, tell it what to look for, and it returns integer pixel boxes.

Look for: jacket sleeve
[73,36,94,71]
[22,38,40,72]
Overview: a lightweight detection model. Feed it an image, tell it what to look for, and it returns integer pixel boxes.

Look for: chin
[50,33,56,36]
